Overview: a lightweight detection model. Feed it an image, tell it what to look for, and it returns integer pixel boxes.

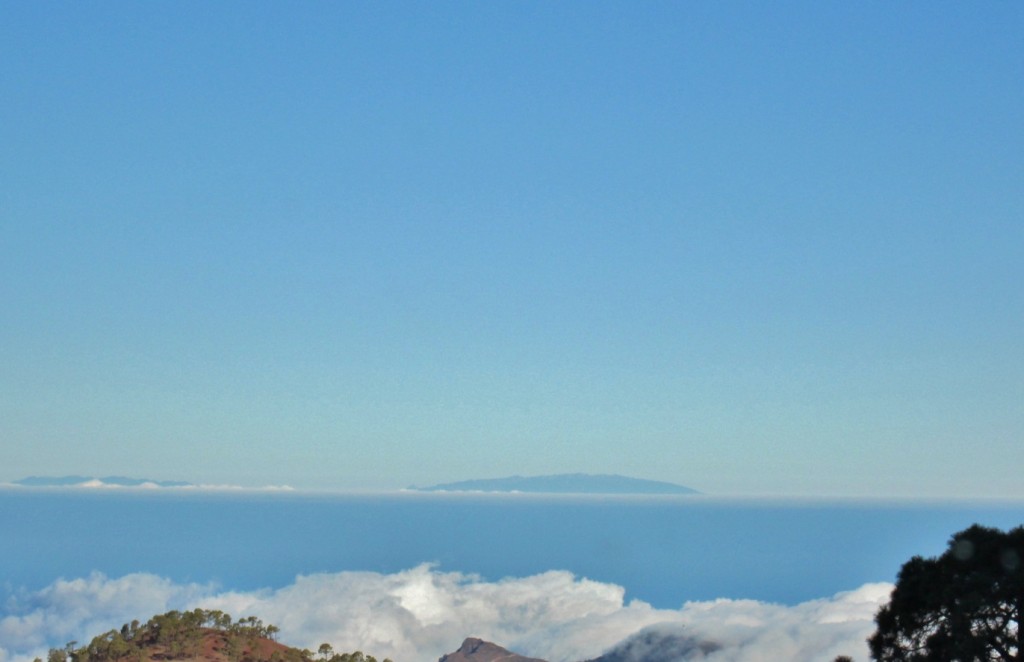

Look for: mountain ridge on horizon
[13,475,193,488]
[409,473,699,495]
[9,475,300,492]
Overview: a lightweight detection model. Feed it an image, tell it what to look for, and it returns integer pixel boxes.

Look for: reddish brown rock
[439,638,548,662]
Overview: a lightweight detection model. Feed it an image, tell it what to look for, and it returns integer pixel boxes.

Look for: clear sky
[2,2,1021,496]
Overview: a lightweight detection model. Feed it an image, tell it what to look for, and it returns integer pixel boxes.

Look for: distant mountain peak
[439,638,547,662]
[410,473,699,495]
[583,626,720,662]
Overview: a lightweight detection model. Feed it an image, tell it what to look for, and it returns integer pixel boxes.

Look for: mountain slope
[49,610,389,662]
[438,638,547,662]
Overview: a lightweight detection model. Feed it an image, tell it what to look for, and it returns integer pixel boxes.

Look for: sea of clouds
[0,566,891,662]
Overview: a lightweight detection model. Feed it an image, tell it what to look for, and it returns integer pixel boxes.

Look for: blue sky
[2,2,1021,496]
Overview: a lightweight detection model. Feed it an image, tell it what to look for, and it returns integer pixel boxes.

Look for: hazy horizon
[4,3,1022,498]
[9,474,1024,504]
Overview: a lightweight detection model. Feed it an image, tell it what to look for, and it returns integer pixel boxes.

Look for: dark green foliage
[869,524,1024,661]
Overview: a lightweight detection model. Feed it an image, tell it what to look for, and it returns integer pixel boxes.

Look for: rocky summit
[438,638,548,662]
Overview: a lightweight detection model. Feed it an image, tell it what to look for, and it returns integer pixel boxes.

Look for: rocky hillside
[40,610,390,662]
[438,638,546,662]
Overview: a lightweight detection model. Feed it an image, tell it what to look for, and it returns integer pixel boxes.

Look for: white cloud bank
[0,567,891,662]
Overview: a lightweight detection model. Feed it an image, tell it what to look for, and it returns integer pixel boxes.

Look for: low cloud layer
[0,567,891,662]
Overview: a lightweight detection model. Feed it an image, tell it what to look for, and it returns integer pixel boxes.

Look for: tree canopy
[869,524,1024,661]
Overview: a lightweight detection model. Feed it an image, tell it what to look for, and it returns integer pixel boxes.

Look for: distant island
[13,475,193,488]
[409,473,699,495]
[9,476,296,491]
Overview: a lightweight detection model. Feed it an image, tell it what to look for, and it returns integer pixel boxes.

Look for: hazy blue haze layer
[3,491,1023,608]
